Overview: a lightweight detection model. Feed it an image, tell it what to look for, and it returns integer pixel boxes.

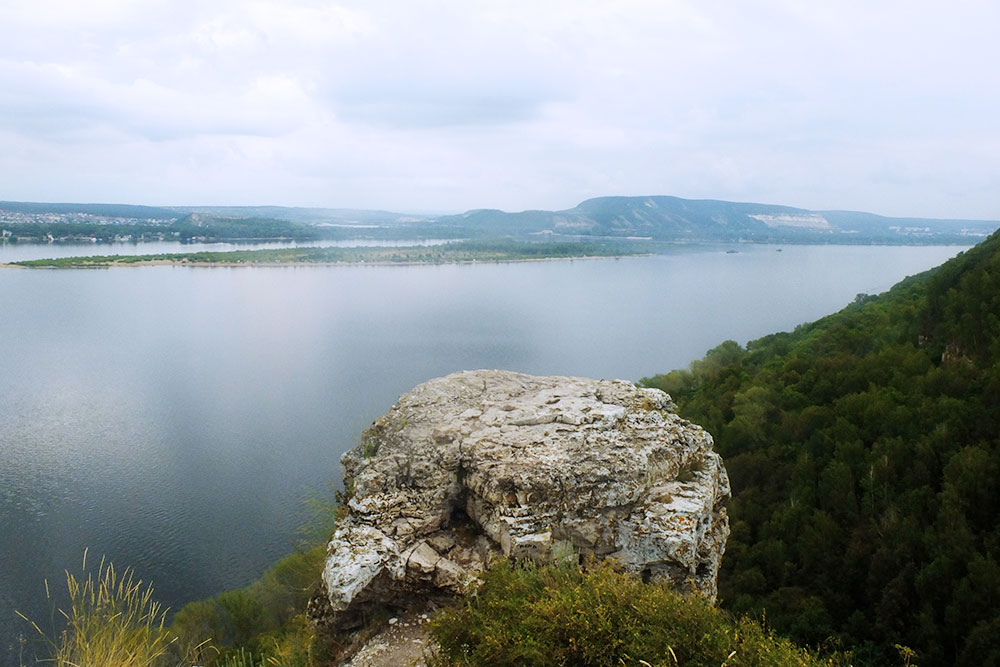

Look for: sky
[0,0,997,219]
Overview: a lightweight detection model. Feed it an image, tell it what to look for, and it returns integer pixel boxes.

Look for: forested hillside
[642,231,1000,666]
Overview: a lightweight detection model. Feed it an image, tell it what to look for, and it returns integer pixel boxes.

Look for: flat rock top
[345,370,711,504]
[371,369,665,433]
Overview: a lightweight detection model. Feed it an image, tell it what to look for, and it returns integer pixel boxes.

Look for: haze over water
[0,243,965,664]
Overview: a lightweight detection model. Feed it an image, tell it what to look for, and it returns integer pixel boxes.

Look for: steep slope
[641,231,1000,666]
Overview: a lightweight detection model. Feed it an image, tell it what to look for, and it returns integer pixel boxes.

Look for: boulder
[313,370,729,629]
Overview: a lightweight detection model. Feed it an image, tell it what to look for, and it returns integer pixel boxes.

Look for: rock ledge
[314,370,729,629]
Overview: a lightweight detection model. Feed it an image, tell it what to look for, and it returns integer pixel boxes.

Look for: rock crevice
[314,370,730,629]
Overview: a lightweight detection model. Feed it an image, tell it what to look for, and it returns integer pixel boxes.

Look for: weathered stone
[426,533,456,554]
[433,557,466,589]
[317,370,730,628]
[406,541,440,575]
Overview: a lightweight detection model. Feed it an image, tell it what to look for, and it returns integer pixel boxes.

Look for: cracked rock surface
[314,370,730,630]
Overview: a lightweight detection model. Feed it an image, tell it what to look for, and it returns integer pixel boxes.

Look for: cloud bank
[0,0,997,218]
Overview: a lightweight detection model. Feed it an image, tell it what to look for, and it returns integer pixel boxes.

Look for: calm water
[0,243,965,663]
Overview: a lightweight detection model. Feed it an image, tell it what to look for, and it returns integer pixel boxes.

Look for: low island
[6,239,644,268]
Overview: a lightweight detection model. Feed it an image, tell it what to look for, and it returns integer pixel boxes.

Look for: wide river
[0,241,968,663]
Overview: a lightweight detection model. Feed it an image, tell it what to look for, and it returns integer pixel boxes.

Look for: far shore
[3,254,645,270]
[3,240,649,269]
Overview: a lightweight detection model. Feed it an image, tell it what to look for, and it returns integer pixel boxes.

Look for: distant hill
[3,196,996,244]
[642,230,1000,665]
[168,205,431,226]
[438,195,998,243]
[0,200,177,220]
[169,213,323,241]
[0,204,460,243]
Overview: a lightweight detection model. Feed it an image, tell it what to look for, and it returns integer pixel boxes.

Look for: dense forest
[642,230,1000,665]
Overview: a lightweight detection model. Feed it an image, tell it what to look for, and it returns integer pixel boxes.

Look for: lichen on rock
[312,370,730,630]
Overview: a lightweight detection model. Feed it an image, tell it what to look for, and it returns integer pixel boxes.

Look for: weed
[17,549,177,667]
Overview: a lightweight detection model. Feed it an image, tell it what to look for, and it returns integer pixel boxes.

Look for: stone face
[316,370,730,627]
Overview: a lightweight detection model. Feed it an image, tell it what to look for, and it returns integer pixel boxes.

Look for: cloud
[0,59,320,141]
[0,0,996,217]
[312,4,578,128]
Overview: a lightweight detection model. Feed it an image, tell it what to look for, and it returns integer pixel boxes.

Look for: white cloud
[0,0,997,217]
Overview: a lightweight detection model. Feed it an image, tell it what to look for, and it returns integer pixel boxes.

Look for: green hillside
[642,231,1000,665]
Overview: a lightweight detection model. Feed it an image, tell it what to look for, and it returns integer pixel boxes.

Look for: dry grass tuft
[18,548,176,667]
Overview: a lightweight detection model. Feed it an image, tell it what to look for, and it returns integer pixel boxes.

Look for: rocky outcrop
[313,370,729,630]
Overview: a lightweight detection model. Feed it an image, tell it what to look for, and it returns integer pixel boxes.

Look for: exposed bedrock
[312,370,730,629]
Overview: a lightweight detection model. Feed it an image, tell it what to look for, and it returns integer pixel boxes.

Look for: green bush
[429,559,848,667]
[168,545,327,666]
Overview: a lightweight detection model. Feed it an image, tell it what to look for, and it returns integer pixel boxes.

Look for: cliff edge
[310,370,730,632]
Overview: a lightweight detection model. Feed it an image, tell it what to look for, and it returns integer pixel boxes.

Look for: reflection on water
[0,244,965,665]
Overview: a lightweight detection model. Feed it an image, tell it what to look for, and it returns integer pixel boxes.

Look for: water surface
[0,243,965,663]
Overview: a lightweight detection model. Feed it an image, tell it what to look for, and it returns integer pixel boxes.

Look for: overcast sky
[0,1,997,218]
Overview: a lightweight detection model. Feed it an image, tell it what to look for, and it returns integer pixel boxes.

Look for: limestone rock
[315,370,729,628]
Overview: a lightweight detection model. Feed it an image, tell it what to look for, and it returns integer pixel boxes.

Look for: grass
[17,549,179,667]
[18,487,864,667]
[20,549,864,667]
[17,485,341,667]
[18,547,329,667]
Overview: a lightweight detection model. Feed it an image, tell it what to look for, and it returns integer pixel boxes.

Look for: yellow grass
[18,549,176,667]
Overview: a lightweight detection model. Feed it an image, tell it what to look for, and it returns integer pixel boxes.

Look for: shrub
[429,559,849,667]
[168,545,328,667]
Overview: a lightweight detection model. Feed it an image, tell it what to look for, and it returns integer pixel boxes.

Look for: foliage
[169,545,328,667]
[18,485,340,667]
[0,221,180,242]
[641,229,1000,665]
[169,215,322,241]
[429,559,848,667]
[17,550,178,667]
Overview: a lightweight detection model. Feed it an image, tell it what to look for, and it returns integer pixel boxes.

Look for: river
[0,241,967,664]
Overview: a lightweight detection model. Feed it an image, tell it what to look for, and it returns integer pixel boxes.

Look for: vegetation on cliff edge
[430,559,850,667]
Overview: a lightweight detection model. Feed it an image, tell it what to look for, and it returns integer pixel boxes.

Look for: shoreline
[2,253,647,270]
